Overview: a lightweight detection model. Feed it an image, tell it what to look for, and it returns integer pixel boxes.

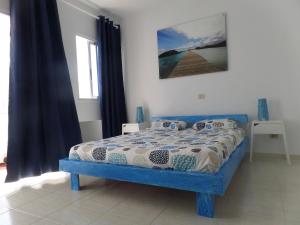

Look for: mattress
[69,127,245,173]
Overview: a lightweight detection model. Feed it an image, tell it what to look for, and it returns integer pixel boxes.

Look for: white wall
[0,0,9,14]
[80,120,102,142]
[57,0,100,122]
[0,0,102,122]
[122,0,300,155]
[57,0,121,141]
[0,0,104,141]
[57,0,122,141]
[57,0,104,140]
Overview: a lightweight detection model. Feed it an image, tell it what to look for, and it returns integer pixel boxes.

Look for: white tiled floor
[0,157,299,225]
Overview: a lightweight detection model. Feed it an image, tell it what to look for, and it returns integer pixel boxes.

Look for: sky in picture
[158,13,226,54]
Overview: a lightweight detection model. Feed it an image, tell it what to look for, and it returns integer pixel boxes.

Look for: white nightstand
[250,120,291,164]
[122,123,147,135]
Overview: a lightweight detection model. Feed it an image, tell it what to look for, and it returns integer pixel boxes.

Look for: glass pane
[90,43,99,97]
[76,36,92,99]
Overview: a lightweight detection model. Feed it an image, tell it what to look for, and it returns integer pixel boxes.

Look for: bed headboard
[151,114,248,127]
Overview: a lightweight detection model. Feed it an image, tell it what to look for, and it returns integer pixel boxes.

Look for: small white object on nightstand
[122,123,147,135]
[250,120,291,164]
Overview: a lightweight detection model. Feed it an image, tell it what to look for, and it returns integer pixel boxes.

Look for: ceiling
[78,0,166,16]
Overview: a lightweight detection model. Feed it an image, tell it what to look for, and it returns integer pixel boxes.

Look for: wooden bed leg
[196,192,215,218]
[70,174,80,191]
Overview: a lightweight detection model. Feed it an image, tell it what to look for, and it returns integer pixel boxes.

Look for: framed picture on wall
[157,13,228,79]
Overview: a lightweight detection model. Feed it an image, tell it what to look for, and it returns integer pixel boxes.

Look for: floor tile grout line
[0,207,10,215]
[0,173,58,198]
[85,184,155,225]
[29,218,61,225]
[0,208,43,224]
[85,201,126,225]
[3,192,52,212]
[1,161,300,224]
[149,205,168,225]
[42,190,98,223]
[41,181,128,225]
[7,181,100,222]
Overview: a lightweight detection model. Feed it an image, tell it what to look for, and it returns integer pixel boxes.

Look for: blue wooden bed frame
[59,114,249,218]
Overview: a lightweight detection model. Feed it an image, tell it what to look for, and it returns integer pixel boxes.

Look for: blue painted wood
[60,139,248,194]
[71,174,80,191]
[218,138,249,194]
[59,114,249,218]
[59,139,248,217]
[60,157,224,194]
[196,192,215,218]
[151,114,248,127]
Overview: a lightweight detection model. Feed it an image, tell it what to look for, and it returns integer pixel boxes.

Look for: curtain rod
[60,0,99,20]
[59,0,120,28]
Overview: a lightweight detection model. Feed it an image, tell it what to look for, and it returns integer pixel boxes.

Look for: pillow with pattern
[192,119,237,131]
[151,120,187,130]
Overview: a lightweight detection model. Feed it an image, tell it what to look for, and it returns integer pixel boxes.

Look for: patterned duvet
[69,128,245,173]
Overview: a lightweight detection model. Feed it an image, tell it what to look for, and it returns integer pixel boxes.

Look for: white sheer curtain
[0,13,10,162]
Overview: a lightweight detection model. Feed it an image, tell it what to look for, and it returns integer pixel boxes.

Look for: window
[76,35,99,99]
[0,12,10,162]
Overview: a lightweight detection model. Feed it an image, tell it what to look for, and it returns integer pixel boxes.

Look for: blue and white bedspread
[69,128,245,173]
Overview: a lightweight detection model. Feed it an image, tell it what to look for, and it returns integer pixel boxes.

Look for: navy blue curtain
[6,0,82,182]
[97,16,127,138]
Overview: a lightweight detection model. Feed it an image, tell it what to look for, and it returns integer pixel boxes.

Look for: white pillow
[193,119,237,131]
[151,120,187,130]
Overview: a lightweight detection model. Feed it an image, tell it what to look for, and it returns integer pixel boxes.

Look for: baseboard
[245,152,300,160]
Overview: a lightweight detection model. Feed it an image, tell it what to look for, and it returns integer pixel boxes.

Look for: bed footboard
[60,138,249,218]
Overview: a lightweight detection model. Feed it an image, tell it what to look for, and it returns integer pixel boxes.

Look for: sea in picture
[157,13,228,79]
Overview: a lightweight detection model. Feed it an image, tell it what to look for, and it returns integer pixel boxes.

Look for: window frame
[76,35,99,100]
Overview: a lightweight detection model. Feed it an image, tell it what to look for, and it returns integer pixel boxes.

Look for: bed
[59,114,249,218]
